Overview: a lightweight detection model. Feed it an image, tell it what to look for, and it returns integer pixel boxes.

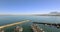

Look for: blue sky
[0,0,60,14]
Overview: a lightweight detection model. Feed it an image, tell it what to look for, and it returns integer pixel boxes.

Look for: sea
[0,16,60,32]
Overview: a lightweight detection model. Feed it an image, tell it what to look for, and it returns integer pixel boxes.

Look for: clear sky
[0,0,60,14]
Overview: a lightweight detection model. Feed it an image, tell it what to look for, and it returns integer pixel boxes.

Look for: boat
[14,26,23,32]
[0,29,4,32]
[31,24,45,32]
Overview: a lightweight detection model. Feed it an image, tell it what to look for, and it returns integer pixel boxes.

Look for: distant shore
[33,14,60,16]
[0,14,60,16]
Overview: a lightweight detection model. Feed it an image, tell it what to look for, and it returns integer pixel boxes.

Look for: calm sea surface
[0,16,60,32]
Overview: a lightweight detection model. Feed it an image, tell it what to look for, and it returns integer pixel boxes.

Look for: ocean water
[0,16,60,32]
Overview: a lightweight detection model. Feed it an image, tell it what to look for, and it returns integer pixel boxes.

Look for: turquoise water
[0,16,60,32]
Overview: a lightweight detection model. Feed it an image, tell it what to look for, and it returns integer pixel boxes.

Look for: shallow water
[0,16,60,32]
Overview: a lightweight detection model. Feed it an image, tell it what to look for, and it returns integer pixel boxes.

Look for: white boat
[0,29,4,32]
[14,26,23,32]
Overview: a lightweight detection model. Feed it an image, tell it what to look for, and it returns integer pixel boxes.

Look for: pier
[31,24,45,32]
[0,20,30,32]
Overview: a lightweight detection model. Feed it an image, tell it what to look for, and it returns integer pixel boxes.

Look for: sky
[0,0,60,14]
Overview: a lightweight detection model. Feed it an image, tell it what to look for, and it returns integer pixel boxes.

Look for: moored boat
[14,26,23,32]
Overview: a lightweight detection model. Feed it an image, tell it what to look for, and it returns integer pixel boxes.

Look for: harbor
[0,0,60,32]
[0,20,46,32]
[0,16,60,32]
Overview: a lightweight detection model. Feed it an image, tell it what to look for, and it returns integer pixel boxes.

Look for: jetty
[0,20,30,32]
